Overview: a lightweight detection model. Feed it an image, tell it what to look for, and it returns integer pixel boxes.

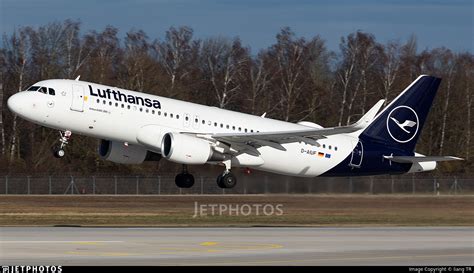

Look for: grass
[0,194,472,226]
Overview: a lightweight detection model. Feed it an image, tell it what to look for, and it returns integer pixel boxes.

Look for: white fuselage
[8,79,360,177]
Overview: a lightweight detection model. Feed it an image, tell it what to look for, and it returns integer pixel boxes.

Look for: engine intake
[161,133,217,164]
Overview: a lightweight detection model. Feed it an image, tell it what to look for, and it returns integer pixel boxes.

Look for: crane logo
[386,105,419,143]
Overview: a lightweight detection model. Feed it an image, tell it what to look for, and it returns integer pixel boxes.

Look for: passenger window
[176,115,180,119]
[121,104,124,108]
[226,125,229,129]
[115,102,118,107]
[202,120,205,125]
[127,105,131,109]
[48,88,55,95]
[146,109,149,113]
[195,118,198,123]
[251,130,254,133]
[103,100,106,104]
[152,110,155,114]
[170,113,173,118]
[109,101,112,106]
[232,126,235,130]
[214,122,217,127]
[245,128,248,133]
[238,127,241,132]
[96,99,100,103]
[164,112,167,117]
[329,145,332,150]
[335,147,338,151]
[323,144,326,149]
[220,123,223,128]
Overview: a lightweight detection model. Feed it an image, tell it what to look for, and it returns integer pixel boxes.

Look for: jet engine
[98,139,161,164]
[161,133,222,164]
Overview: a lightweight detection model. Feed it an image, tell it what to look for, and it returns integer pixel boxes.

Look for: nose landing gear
[52,130,71,158]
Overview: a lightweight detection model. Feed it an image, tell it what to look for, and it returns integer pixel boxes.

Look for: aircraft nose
[7,93,22,114]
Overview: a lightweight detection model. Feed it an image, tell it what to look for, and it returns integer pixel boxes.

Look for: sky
[0,0,472,53]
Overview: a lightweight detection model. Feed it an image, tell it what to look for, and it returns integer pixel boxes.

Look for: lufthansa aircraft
[7,75,462,188]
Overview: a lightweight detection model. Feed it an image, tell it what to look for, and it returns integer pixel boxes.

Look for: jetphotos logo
[386,105,419,143]
[1,266,62,273]
[193,202,284,218]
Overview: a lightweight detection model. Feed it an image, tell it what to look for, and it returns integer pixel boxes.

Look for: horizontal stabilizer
[383,155,464,163]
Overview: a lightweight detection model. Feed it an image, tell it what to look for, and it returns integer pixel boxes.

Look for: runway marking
[184,253,474,266]
[200,241,219,246]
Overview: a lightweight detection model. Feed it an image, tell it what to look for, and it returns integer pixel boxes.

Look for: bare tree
[378,41,402,104]
[337,34,358,126]
[2,29,31,161]
[201,37,247,109]
[155,26,195,97]
[63,20,94,79]
[119,30,151,91]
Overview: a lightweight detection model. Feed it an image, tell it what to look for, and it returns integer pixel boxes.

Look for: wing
[197,100,384,156]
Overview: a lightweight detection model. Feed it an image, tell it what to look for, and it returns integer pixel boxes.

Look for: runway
[1,227,473,265]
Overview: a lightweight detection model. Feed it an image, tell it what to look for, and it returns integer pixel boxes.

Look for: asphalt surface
[0,227,473,265]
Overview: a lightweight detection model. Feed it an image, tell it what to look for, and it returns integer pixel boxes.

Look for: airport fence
[0,174,472,195]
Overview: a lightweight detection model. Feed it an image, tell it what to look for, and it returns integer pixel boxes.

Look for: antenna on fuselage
[261,112,267,118]
[75,75,81,81]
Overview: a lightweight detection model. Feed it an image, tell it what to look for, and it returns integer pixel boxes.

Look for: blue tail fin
[360,75,441,152]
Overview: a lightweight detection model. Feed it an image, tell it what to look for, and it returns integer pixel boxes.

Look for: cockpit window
[39,87,47,94]
[48,88,55,96]
[27,86,40,91]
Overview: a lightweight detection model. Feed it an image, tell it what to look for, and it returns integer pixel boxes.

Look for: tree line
[0,20,472,175]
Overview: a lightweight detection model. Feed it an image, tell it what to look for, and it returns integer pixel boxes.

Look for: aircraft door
[349,140,363,168]
[71,84,85,112]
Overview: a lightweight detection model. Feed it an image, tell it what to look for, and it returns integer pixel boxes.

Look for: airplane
[7,75,463,188]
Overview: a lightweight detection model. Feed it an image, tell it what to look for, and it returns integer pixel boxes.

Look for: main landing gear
[216,171,237,189]
[174,161,238,189]
[175,165,195,188]
[216,160,236,189]
[52,130,71,158]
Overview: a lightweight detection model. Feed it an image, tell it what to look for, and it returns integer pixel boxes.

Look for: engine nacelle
[98,140,161,164]
[161,133,214,164]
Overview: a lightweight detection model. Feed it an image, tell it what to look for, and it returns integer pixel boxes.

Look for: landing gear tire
[217,172,237,189]
[216,174,225,188]
[175,172,195,188]
[53,148,65,158]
